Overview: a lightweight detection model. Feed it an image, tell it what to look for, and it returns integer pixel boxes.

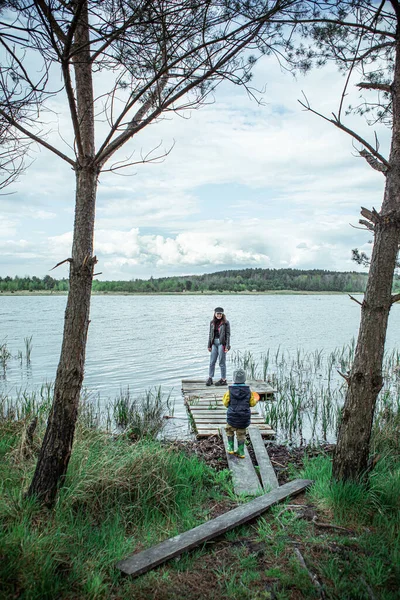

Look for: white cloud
[1,53,387,278]
[0,218,17,238]
[35,210,57,220]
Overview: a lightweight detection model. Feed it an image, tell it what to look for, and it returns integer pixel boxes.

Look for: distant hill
[0,268,376,293]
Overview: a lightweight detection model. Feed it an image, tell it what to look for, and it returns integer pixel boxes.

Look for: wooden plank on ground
[116,478,313,577]
[248,427,279,491]
[221,428,262,496]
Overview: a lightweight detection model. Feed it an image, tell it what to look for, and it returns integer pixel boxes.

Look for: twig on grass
[270,459,286,468]
[361,577,378,600]
[312,516,354,534]
[293,547,325,599]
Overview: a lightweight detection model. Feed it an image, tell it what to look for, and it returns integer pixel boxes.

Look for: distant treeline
[0,268,385,293]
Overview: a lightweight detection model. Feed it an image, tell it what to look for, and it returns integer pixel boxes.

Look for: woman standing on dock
[206,307,230,386]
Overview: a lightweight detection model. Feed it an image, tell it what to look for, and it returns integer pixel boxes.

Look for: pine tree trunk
[27,1,97,505]
[332,33,400,482]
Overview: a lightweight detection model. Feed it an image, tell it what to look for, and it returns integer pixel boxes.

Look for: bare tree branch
[359,149,388,173]
[348,294,364,307]
[0,108,76,166]
[357,81,391,92]
[298,92,390,171]
[34,0,67,45]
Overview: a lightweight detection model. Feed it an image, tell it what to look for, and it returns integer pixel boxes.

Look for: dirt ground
[174,435,335,484]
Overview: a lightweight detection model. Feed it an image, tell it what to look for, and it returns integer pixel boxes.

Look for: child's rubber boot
[236,441,245,458]
[227,436,235,454]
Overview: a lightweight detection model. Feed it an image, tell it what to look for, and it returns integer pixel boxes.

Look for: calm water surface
[1,294,399,435]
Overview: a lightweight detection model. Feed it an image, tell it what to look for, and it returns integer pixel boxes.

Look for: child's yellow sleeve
[222,391,230,407]
[249,392,260,407]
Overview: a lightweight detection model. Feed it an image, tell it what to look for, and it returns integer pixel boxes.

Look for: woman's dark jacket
[226,385,251,429]
[208,319,230,350]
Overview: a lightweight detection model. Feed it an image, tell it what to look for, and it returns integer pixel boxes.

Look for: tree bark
[332,31,400,482]
[27,1,97,505]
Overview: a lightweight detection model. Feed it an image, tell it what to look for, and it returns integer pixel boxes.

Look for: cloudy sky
[1,52,390,281]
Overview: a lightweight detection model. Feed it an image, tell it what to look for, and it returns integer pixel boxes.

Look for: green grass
[1,351,400,599]
[1,418,399,599]
[0,422,232,600]
[207,437,399,600]
[293,449,400,599]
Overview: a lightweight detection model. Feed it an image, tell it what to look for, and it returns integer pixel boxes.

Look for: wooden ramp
[116,479,312,577]
[221,429,262,495]
[221,427,279,496]
[182,379,276,438]
[248,427,279,491]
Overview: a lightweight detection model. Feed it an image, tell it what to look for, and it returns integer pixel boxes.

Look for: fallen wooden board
[116,478,312,577]
[248,427,279,491]
[221,428,262,495]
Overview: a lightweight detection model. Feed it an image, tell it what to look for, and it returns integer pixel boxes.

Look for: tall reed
[113,386,173,439]
[232,340,400,446]
[0,383,175,442]
[0,341,11,373]
[24,335,33,364]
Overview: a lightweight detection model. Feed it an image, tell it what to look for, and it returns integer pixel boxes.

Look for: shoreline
[0,290,364,296]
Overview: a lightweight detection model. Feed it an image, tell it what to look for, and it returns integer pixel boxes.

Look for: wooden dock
[116,380,312,578]
[182,379,276,438]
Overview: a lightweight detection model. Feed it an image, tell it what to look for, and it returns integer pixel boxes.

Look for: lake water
[1,294,400,438]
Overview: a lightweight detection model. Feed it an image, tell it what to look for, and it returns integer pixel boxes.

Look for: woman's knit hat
[214,307,224,313]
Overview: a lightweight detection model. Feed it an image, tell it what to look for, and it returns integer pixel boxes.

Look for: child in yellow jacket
[222,369,259,458]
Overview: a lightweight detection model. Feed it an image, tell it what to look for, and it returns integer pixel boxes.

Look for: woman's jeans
[209,339,226,379]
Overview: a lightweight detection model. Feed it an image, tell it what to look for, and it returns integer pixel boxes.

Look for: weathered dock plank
[194,417,268,424]
[195,427,275,438]
[221,429,262,495]
[116,479,313,577]
[248,427,279,491]
[188,408,261,415]
[182,379,277,396]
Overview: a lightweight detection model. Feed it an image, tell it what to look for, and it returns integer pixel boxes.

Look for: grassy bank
[1,385,399,599]
[0,420,233,599]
